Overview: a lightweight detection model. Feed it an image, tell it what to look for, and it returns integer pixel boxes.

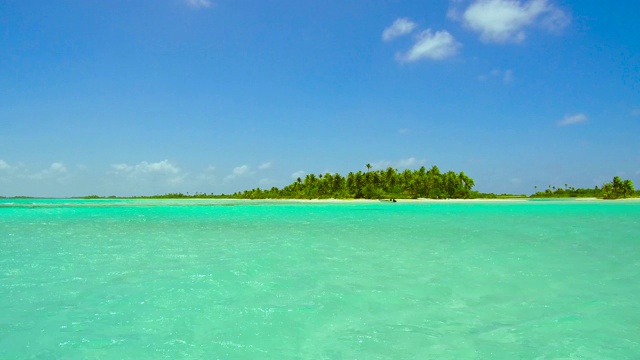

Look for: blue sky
[1,0,639,197]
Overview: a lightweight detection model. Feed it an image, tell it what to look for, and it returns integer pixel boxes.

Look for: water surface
[1,199,639,359]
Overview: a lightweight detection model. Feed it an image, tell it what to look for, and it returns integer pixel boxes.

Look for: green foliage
[602,177,635,199]
[530,176,636,199]
[530,183,603,198]
[76,171,637,201]
[233,165,477,200]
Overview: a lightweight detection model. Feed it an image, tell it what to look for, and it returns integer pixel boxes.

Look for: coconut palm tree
[622,179,635,198]
[612,176,623,197]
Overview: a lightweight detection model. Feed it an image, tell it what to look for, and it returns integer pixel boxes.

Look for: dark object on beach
[380,198,397,203]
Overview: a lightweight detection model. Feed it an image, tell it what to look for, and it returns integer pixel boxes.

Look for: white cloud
[479,68,514,83]
[0,160,15,182]
[291,170,306,180]
[233,165,250,176]
[397,29,460,62]
[557,113,588,126]
[503,69,514,82]
[49,162,67,173]
[398,157,426,167]
[224,165,253,182]
[185,0,213,9]
[112,160,180,175]
[258,162,272,170]
[109,160,182,185]
[539,5,571,32]
[108,160,185,192]
[111,163,133,173]
[137,160,179,174]
[0,160,10,171]
[371,157,426,170]
[370,161,391,170]
[382,18,418,41]
[1,161,48,182]
[459,0,569,43]
[28,162,70,180]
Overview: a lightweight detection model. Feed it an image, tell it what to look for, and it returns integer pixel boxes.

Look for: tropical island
[3,165,635,201]
[73,165,638,201]
[530,176,636,200]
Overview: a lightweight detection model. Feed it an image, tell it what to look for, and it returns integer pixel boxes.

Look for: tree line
[73,169,637,200]
[531,176,636,199]
[232,165,477,200]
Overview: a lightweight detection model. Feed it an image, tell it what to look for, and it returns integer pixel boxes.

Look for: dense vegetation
[65,170,637,201]
[232,165,477,200]
[531,176,636,199]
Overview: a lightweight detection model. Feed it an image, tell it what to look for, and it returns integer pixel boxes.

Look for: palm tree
[384,167,396,193]
[459,172,474,198]
[231,165,478,200]
[622,179,635,198]
[612,176,623,197]
[354,172,364,198]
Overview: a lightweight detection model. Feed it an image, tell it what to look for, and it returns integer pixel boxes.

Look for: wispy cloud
[224,165,254,182]
[371,157,426,170]
[291,170,305,180]
[503,69,514,82]
[478,68,514,83]
[0,160,19,182]
[370,160,391,170]
[0,160,11,172]
[258,162,272,170]
[196,166,217,183]
[28,162,70,181]
[397,29,460,62]
[50,162,67,173]
[1,161,68,183]
[398,157,426,167]
[233,165,250,175]
[557,113,588,126]
[111,163,132,173]
[382,18,418,41]
[184,0,213,9]
[109,160,184,187]
[455,0,570,43]
[111,160,180,175]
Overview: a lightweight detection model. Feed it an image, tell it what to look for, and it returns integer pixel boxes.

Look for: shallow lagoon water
[1,199,639,359]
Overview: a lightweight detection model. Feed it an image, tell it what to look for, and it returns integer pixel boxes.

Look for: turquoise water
[1,199,639,359]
